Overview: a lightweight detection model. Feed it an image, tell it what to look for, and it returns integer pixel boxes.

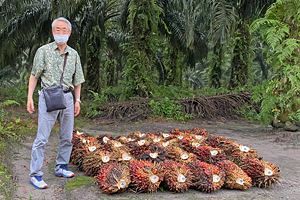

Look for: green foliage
[0,98,35,199]
[250,0,300,123]
[82,90,107,118]
[152,85,194,99]
[0,84,28,106]
[0,163,13,200]
[149,97,191,121]
[122,43,156,97]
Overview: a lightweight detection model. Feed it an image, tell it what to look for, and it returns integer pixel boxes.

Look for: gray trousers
[30,92,74,177]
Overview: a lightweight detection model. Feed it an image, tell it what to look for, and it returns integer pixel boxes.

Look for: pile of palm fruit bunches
[70,128,280,194]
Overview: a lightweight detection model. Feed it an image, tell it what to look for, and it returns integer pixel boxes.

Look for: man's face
[52,21,71,36]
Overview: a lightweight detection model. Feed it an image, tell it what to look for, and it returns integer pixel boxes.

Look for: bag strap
[60,53,68,85]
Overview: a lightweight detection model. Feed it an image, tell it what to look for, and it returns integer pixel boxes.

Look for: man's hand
[74,101,81,117]
[27,98,35,114]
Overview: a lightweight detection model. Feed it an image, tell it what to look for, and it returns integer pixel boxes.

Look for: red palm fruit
[82,149,116,176]
[165,146,198,164]
[129,160,164,192]
[240,158,280,188]
[189,161,225,193]
[193,145,226,164]
[97,162,131,194]
[217,160,252,190]
[161,160,193,192]
[139,144,167,163]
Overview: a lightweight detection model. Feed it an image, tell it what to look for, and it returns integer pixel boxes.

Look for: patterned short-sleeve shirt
[31,42,85,90]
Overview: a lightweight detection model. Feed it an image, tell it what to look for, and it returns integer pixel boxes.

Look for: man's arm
[27,75,38,114]
[74,84,81,117]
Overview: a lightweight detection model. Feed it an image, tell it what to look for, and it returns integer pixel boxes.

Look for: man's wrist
[75,98,81,103]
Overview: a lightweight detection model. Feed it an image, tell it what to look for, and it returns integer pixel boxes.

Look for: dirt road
[12,119,300,200]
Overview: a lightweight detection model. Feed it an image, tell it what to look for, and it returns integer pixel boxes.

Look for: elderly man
[27,17,85,189]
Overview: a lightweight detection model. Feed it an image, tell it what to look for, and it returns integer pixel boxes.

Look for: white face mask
[53,34,69,44]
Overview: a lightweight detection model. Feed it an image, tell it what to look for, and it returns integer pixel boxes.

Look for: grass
[0,147,13,200]
[0,102,38,199]
[65,176,95,191]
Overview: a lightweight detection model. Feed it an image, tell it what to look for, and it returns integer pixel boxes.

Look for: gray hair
[52,17,72,31]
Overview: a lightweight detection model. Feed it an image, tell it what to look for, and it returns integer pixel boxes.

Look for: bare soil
[12,119,300,200]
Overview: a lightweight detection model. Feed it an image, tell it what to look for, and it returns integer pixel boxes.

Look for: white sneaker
[30,176,48,189]
[55,164,75,178]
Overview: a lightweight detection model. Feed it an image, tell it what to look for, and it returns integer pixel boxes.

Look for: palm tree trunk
[229,22,250,88]
[210,41,222,88]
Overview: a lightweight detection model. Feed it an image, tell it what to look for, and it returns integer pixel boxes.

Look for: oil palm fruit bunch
[129,160,164,192]
[161,160,193,192]
[128,139,151,157]
[70,135,100,170]
[189,160,225,192]
[240,158,280,188]
[97,162,131,194]
[161,132,172,140]
[169,128,189,141]
[139,144,167,163]
[217,160,252,190]
[128,131,146,140]
[145,132,163,144]
[180,135,202,153]
[193,145,226,164]
[206,135,236,151]
[114,147,134,162]
[165,145,198,164]
[189,128,209,137]
[115,135,136,144]
[82,149,115,176]
[72,130,88,146]
[227,144,259,165]
[206,135,258,165]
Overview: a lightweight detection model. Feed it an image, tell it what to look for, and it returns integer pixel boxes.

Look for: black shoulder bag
[42,54,68,112]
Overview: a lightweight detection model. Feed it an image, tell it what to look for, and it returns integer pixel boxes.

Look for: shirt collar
[50,41,70,55]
